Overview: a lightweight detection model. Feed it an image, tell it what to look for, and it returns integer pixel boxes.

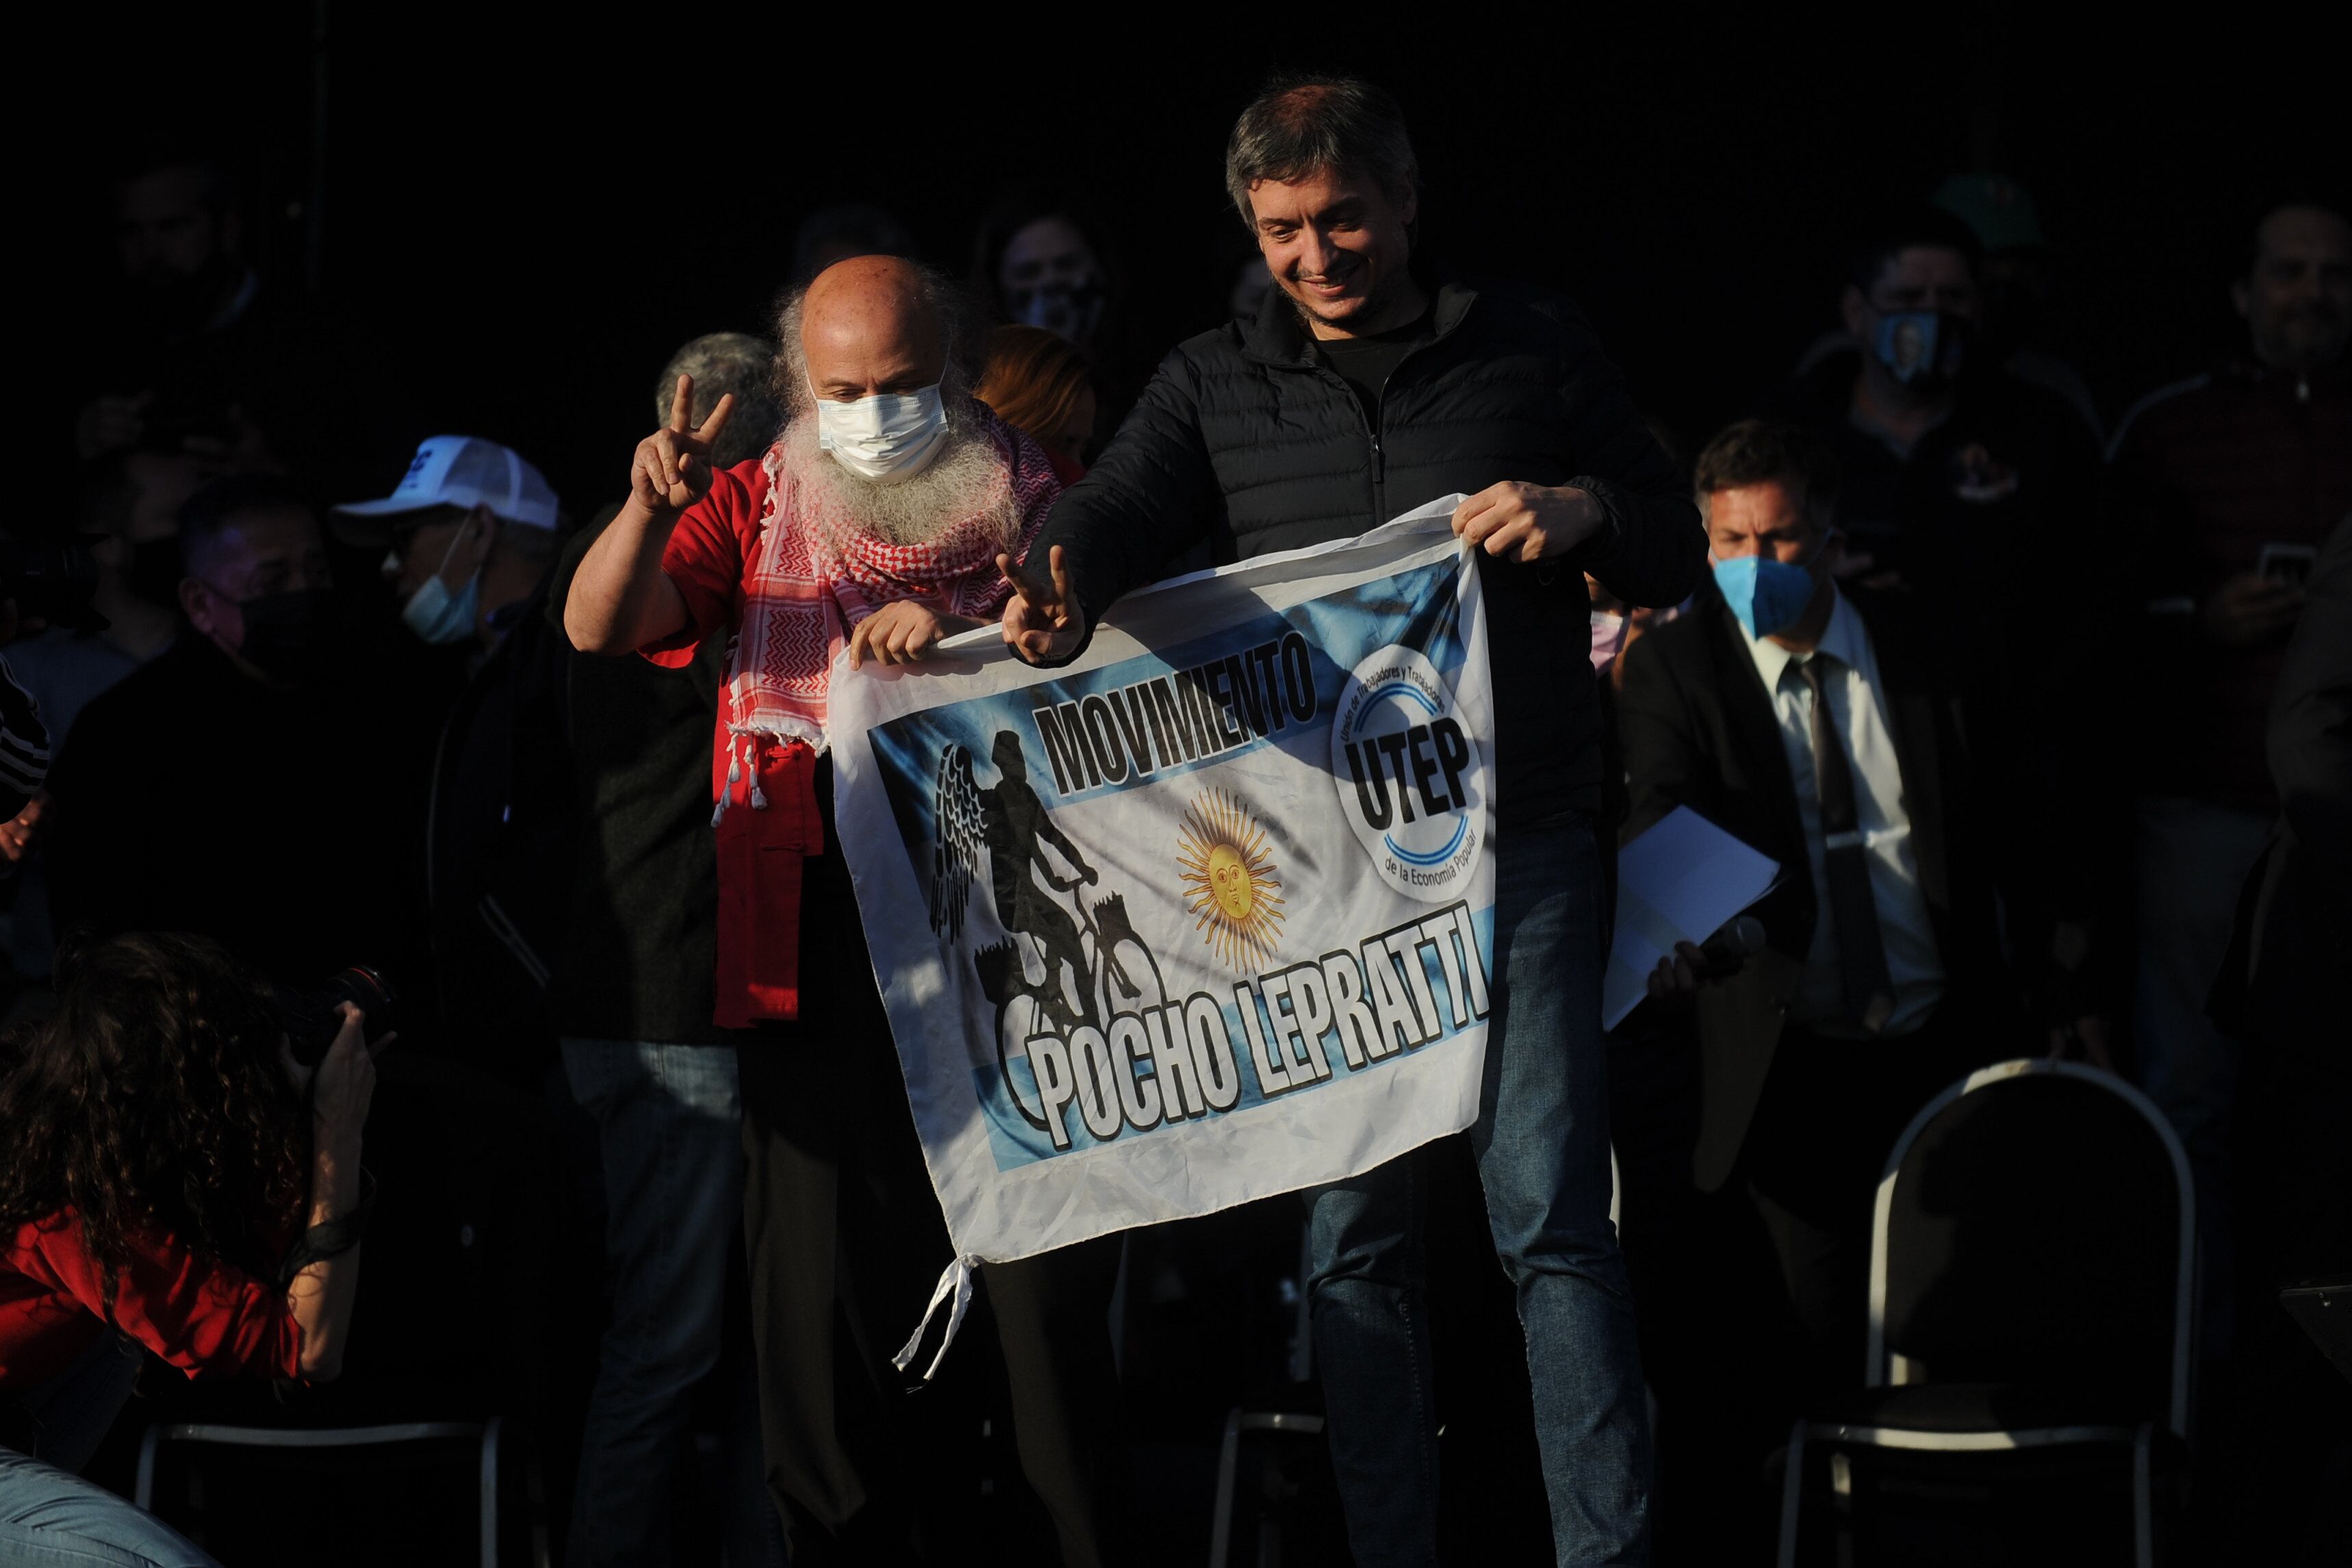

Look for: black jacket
[1615,588,2044,1190]
[422,576,576,1081]
[1026,277,1705,825]
[543,507,732,1046]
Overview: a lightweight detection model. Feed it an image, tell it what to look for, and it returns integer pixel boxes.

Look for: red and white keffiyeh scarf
[719,411,1056,782]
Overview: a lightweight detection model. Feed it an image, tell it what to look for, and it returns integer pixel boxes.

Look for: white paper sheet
[1604,806,1780,1029]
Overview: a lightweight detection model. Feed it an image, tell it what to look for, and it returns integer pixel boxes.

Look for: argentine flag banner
[829,497,1496,1367]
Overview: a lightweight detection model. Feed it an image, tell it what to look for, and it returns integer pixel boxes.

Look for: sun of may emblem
[1176,788,1286,971]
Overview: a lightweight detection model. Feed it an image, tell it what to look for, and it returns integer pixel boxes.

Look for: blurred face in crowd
[181,506,332,667]
[998,217,1106,344]
[1247,165,1419,339]
[116,166,241,328]
[1842,245,1977,394]
[385,505,498,600]
[2236,204,2352,373]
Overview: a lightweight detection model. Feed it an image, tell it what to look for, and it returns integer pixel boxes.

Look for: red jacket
[2,1211,302,1389]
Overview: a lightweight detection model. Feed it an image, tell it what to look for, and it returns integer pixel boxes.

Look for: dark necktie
[1798,656,1895,1032]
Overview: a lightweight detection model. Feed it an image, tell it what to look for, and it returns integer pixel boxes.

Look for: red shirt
[2,1211,302,1389]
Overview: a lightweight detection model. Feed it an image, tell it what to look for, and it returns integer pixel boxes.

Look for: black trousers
[1615,1014,1978,1563]
[735,834,1128,1566]
[1737,1020,1973,1395]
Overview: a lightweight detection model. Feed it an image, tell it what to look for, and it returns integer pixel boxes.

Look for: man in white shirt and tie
[1610,420,2106,1545]
[1736,561,1947,1039]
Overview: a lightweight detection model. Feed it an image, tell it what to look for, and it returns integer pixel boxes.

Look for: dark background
[62,7,2344,512]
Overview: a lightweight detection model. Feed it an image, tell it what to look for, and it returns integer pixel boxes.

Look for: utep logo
[1331,645,1485,901]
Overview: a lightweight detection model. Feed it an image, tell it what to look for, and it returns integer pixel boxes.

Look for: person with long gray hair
[1001,74,1702,1566]
[563,256,1131,1565]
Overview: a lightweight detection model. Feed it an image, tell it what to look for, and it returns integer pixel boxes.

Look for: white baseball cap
[332,435,560,543]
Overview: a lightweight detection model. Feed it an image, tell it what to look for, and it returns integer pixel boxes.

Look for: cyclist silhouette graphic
[980,730,1098,1027]
[931,728,1164,1134]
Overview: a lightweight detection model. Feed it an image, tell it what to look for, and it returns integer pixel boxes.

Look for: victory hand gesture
[997,545,1088,664]
[630,374,737,514]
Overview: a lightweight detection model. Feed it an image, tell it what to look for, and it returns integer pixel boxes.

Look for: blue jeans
[2132,796,2270,1356]
[0,1449,220,1567]
[563,1040,776,1568]
[1305,818,1650,1567]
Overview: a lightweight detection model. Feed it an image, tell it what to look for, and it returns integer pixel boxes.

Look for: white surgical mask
[813,383,950,483]
[399,524,483,646]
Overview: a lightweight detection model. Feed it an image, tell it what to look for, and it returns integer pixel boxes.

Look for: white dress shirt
[1742,589,1945,1038]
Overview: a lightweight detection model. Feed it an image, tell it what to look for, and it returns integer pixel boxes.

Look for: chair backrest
[1867,1059,2193,1436]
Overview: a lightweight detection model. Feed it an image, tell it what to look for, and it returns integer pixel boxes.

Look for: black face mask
[125,539,187,610]
[233,589,338,684]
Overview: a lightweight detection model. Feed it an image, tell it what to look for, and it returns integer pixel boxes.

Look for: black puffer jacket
[1025,277,1706,825]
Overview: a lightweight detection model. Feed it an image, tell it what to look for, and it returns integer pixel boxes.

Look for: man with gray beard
[565,256,1130,1565]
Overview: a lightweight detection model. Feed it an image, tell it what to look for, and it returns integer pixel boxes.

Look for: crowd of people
[2,68,2347,1568]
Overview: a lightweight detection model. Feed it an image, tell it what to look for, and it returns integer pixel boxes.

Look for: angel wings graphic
[930,742,987,940]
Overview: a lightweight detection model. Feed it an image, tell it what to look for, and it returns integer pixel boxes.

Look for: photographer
[1,934,385,1563]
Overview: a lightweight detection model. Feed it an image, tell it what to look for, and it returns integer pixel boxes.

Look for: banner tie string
[893,1254,981,1382]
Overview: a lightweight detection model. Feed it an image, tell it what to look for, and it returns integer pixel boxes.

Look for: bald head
[801,255,947,404]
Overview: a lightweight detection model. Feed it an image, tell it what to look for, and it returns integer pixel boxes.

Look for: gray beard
[780,404,1018,551]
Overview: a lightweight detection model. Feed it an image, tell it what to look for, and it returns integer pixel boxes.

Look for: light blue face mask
[398,524,483,645]
[1712,540,1827,640]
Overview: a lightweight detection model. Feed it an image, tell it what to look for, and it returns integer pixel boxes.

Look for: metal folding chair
[136,1417,503,1567]
[1776,1059,2194,1568]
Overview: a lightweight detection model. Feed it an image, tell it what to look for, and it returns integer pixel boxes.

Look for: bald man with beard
[567,257,1129,1566]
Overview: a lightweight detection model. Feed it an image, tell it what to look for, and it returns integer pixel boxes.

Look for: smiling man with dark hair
[1001,71,1702,1568]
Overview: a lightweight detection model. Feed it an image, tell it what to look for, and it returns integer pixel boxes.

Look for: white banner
[830,500,1496,1292]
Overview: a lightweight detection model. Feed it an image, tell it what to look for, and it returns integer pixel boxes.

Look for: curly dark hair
[0,933,310,1321]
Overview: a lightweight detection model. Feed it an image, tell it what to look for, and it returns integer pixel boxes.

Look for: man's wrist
[609,491,686,544]
[1557,480,1619,563]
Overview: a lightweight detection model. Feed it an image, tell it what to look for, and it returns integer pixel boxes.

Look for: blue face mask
[1713,548,1824,640]
[1871,309,1969,387]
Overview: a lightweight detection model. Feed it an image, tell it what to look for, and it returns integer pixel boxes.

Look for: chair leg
[133,1425,162,1511]
[1207,1407,1242,1567]
[2132,1422,2153,1568]
[479,1416,501,1568]
[1776,1419,1807,1568]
